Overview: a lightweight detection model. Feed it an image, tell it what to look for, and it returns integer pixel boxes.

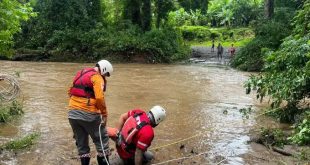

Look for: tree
[265,0,274,19]
[178,0,209,14]
[15,0,104,49]
[0,0,35,56]
[142,0,152,31]
[155,0,175,28]
[245,0,310,122]
[123,0,142,27]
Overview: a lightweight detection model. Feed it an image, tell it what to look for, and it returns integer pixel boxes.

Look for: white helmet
[97,60,113,76]
[149,105,166,125]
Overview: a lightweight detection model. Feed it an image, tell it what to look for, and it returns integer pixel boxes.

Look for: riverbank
[3,46,235,64]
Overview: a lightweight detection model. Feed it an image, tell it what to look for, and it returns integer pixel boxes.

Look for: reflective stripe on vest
[69,68,97,98]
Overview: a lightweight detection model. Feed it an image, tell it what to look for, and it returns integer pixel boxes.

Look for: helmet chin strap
[95,64,102,75]
[148,112,157,127]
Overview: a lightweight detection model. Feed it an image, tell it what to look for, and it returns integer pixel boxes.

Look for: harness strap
[133,112,143,118]
[136,121,147,129]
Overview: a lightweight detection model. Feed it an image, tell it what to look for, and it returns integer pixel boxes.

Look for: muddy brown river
[0,61,298,165]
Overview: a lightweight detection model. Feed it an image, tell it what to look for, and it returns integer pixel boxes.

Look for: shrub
[289,113,310,145]
[231,21,291,71]
[231,38,265,71]
[42,24,190,63]
[0,100,23,122]
[179,26,211,41]
[1,132,40,151]
[259,128,288,147]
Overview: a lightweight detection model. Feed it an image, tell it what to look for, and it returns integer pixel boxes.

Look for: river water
[0,61,285,165]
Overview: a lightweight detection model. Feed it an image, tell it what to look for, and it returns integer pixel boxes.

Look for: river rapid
[0,61,289,165]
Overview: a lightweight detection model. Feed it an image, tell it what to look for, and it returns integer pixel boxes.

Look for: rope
[149,130,207,151]
[0,74,20,102]
[151,150,227,165]
[151,150,209,165]
[99,121,110,165]
[148,109,277,164]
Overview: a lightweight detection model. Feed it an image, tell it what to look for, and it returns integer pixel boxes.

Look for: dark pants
[69,118,109,155]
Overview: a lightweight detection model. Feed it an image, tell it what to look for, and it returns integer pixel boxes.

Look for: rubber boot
[143,151,154,164]
[97,155,109,165]
[80,157,90,165]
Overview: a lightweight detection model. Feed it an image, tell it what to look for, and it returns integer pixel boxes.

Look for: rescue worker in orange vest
[68,60,113,165]
[108,106,167,165]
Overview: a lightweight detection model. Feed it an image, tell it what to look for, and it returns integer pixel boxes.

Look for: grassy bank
[179,26,254,47]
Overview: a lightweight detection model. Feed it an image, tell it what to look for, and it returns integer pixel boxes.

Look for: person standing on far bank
[217,43,224,60]
[68,60,113,165]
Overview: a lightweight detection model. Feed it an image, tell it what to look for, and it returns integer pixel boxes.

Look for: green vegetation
[259,128,288,147]
[239,106,253,119]
[0,0,35,56]
[10,0,190,63]
[288,111,310,145]
[231,0,298,71]
[0,132,40,151]
[178,26,254,46]
[245,0,310,145]
[0,101,23,123]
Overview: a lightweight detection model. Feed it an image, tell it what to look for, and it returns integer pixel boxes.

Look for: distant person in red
[229,44,236,57]
[107,106,167,165]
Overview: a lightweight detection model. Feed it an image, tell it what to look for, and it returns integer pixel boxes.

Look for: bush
[180,26,254,42]
[46,25,190,63]
[259,128,288,147]
[179,26,211,41]
[1,132,40,151]
[231,38,265,71]
[289,112,310,145]
[231,21,291,71]
[0,100,23,122]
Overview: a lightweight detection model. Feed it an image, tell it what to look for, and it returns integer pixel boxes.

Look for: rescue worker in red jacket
[68,60,113,165]
[108,105,167,165]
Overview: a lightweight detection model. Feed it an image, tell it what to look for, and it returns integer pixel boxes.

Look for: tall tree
[142,0,152,31]
[201,0,209,14]
[155,0,175,28]
[123,0,142,27]
[0,0,34,56]
[178,0,208,14]
[15,0,103,49]
[265,0,274,19]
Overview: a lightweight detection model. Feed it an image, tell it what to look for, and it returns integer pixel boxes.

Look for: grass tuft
[1,132,40,151]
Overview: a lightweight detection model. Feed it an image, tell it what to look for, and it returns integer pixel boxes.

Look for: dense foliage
[0,0,35,56]
[231,20,291,71]
[208,0,263,27]
[245,0,310,145]
[231,0,298,71]
[10,0,190,63]
[178,26,253,42]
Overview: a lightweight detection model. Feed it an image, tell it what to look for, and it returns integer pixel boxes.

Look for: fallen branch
[272,147,292,156]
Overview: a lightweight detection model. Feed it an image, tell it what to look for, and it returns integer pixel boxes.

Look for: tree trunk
[264,0,274,19]
[142,0,151,31]
[156,0,163,28]
[201,0,208,15]
[131,0,142,27]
